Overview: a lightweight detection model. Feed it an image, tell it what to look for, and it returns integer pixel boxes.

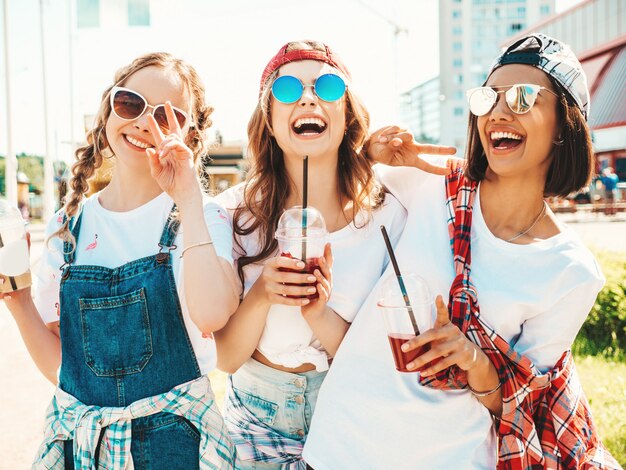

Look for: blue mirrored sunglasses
[271,74,347,104]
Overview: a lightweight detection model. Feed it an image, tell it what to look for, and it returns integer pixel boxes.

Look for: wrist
[174,191,203,213]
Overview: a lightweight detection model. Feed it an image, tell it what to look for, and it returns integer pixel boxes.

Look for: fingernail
[0,278,4,284]
[307,276,316,282]
[401,344,409,352]
[307,287,316,293]
[407,362,415,370]
[296,262,305,268]
[301,299,310,305]
[5,295,11,300]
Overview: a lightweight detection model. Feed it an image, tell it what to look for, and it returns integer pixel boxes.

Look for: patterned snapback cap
[491,33,590,119]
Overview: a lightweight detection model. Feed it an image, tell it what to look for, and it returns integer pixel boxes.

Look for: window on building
[454,107,464,117]
[453,10,461,19]
[128,0,151,26]
[453,58,463,68]
[454,74,464,85]
[77,0,99,28]
[453,42,462,51]
[452,26,462,35]
[510,23,523,33]
[517,6,526,17]
[540,5,551,15]
[454,90,464,100]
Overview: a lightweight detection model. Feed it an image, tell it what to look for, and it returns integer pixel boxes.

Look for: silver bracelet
[179,240,213,258]
[468,381,502,397]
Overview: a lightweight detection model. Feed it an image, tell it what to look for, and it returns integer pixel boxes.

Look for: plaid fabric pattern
[33,376,236,469]
[224,377,306,470]
[420,167,620,469]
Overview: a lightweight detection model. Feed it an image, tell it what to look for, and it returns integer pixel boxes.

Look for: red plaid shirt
[420,167,620,469]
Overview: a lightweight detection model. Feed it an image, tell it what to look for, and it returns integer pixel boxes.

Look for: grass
[575,355,626,466]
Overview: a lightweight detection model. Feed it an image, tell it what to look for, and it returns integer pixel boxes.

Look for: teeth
[490,131,522,141]
[294,117,326,128]
[126,135,151,149]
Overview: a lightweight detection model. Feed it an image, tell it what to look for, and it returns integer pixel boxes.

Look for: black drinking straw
[380,225,420,335]
[301,156,308,261]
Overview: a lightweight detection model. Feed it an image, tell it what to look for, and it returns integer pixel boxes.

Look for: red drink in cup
[276,206,327,301]
[279,252,321,300]
[378,273,435,374]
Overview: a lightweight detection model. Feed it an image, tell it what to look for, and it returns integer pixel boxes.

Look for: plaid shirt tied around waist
[33,376,236,469]
[224,377,306,470]
[419,167,620,469]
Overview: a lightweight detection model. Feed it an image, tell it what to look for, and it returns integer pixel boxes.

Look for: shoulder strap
[158,204,180,251]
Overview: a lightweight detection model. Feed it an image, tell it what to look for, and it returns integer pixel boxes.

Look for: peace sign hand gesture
[367,126,460,174]
[145,102,199,206]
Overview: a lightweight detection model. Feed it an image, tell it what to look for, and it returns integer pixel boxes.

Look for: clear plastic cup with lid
[0,199,32,293]
[275,206,328,299]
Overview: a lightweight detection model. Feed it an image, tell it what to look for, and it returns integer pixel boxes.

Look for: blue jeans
[230,359,327,469]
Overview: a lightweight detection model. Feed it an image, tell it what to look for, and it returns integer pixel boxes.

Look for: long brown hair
[233,40,383,286]
[465,76,593,197]
[52,52,213,247]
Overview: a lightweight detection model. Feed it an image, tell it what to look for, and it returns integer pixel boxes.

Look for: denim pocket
[233,387,279,426]
[79,287,153,376]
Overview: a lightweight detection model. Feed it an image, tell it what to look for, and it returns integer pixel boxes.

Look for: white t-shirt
[216,183,407,371]
[34,191,234,375]
[303,163,604,469]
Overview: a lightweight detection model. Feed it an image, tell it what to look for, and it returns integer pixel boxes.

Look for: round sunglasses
[466,84,559,117]
[110,87,193,130]
[271,74,346,104]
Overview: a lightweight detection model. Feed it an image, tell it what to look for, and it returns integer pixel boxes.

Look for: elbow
[216,357,240,375]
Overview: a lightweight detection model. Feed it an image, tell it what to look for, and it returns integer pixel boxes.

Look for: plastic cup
[0,200,31,293]
[378,273,435,373]
[275,206,327,300]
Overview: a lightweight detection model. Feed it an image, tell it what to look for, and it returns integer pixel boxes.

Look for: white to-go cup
[0,200,31,293]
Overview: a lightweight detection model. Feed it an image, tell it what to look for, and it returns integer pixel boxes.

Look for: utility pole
[2,0,17,205]
[40,0,54,220]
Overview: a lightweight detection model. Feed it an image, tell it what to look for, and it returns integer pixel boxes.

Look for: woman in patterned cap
[304,34,619,469]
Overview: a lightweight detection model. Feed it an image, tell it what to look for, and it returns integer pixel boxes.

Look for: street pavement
[1,216,624,468]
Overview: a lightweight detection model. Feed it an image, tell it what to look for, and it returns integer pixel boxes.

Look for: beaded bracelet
[468,381,502,397]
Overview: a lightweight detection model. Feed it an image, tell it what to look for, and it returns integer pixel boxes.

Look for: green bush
[573,251,626,360]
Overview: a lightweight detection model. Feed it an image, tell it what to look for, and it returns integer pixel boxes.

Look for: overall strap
[158,204,180,252]
[62,210,85,266]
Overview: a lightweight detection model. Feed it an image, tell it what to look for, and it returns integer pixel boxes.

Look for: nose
[489,92,513,122]
[133,110,153,133]
[299,84,317,107]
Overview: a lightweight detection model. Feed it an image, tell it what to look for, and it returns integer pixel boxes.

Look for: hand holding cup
[401,295,483,375]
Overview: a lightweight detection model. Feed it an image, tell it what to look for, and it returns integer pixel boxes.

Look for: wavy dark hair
[464,76,593,197]
[51,52,213,247]
[233,40,384,287]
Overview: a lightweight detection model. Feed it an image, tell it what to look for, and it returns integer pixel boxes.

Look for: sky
[0,0,584,160]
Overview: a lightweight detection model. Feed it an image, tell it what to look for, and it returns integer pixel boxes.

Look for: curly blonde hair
[53,52,213,247]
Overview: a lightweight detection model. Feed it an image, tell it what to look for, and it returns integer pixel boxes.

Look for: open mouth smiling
[124,134,154,150]
[490,131,524,151]
[291,117,328,136]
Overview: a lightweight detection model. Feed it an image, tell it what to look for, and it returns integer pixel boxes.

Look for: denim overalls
[58,207,203,469]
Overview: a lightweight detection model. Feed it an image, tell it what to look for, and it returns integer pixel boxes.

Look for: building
[438,0,555,152]
[400,77,440,144]
[202,142,246,195]
[503,0,626,181]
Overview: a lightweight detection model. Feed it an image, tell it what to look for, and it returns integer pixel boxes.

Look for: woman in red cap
[214,40,451,468]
